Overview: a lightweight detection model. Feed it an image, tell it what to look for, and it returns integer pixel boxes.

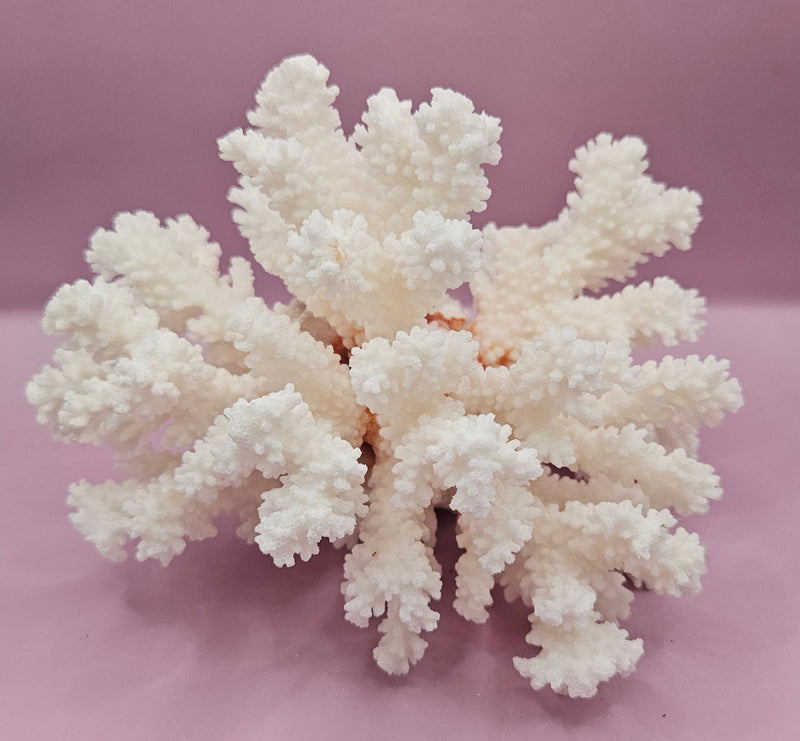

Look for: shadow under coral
[112,507,664,724]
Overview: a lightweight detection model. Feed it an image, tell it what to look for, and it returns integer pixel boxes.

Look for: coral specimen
[27,54,742,698]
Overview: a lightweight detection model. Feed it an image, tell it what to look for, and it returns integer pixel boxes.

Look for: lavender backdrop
[3,3,800,739]
[3,0,798,308]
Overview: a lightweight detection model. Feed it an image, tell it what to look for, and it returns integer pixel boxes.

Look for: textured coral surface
[27,54,741,698]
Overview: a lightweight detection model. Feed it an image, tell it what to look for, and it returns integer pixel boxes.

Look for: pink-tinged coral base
[3,304,797,738]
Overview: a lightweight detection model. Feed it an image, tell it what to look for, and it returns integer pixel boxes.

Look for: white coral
[28,54,742,698]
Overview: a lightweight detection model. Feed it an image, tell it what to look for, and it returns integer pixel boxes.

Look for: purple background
[2,0,798,307]
[2,2,799,739]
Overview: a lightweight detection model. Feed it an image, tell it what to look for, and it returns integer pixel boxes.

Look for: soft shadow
[114,510,643,722]
[119,516,356,668]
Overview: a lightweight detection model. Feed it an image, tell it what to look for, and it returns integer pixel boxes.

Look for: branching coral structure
[27,54,742,698]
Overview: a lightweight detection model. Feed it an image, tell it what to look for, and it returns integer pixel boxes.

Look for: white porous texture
[28,54,742,698]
